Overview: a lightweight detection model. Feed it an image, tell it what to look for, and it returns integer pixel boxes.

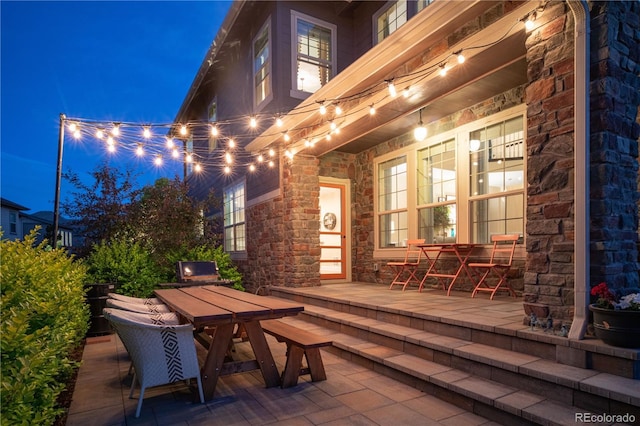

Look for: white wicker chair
[108,293,163,305]
[103,308,204,418]
[102,308,181,377]
[105,298,171,314]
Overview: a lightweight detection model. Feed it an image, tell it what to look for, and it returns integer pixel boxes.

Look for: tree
[125,177,221,278]
[62,162,140,257]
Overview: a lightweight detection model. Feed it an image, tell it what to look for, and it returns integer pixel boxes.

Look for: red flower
[591,282,615,309]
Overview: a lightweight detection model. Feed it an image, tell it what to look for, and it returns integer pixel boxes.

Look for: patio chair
[108,293,163,305]
[106,298,171,314]
[387,239,425,291]
[103,308,204,418]
[468,234,519,300]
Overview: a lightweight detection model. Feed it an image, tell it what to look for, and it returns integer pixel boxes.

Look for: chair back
[103,307,180,325]
[108,293,162,305]
[106,298,171,314]
[103,308,200,388]
[488,234,519,266]
[403,239,425,265]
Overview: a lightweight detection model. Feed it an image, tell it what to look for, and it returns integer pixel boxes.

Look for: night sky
[1,1,232,213]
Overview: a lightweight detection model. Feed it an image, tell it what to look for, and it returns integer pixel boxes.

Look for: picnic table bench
[260,319,332,388]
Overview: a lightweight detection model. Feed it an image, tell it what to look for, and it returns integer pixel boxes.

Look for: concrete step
[267,287,640,425]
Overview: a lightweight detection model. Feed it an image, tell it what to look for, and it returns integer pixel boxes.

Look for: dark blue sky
[1,1,231,213]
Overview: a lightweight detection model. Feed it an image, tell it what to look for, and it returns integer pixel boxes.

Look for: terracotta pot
[589,305,640,348]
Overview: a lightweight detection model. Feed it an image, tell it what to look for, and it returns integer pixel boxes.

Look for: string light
[57,4,543,176]
[154,155,163,166]
[413,109,427,142]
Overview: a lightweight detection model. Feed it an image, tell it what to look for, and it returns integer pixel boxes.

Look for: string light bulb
[268,148,275,157]
[136,144,144,156]
[249,163,256,172]
[225,152,233,164]
[180,124,188,136]
[319,102,327,115]
[171,149,180,159]
[369,104,376,115]
[283,132,290,142]
[96,128,105,139]
[525,12,536,30]
[166,137,175,149]
[228,138,236,149]
[456,51,466,64]
[275,116,283,127]
[224,166,231,174]
[257,154,264,163]
[194,163,202,172]
[154,155,163,166]
[334,104,342,115]
[210,124,219,136]
[111,123,120,136]
[185,153,193,163]
[387,79,397,97]
[439,64,447,77]
[403,87,410,98]
[249,116,257,128]
[143,126,151,139]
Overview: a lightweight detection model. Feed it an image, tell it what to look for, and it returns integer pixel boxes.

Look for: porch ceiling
[246,0,532,157]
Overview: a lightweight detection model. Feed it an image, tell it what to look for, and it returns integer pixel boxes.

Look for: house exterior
[173,0,640,338]
[0,198,73,247]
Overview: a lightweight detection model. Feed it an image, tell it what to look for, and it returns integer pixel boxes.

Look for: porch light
[413,109,427,142]
[469,139,481,152]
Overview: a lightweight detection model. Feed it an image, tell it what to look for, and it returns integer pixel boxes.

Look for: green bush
[85,238,161,297]
[1,230,89,425]
[166,245,244,291]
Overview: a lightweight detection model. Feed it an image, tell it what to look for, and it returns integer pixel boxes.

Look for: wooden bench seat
[260,319,332,388]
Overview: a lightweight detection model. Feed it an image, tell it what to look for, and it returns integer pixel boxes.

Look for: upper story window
[253,20,271,108]
[374,1,407,44]
[224,180,246,252]
[416,0,434,12]
[291,11,336,97]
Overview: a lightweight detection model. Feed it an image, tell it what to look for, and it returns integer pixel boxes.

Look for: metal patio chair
[387,239,425,290]
[469,234,519,300]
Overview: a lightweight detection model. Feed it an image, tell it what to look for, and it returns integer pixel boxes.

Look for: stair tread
[294,302,640,406]
[277,317,604,424]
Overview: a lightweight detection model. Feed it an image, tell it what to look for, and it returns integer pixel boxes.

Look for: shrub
[1,229,89,425]
[85,238,161,298]
[166,245,244,291]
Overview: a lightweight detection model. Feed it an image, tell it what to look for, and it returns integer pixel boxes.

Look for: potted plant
[589,282,640,348]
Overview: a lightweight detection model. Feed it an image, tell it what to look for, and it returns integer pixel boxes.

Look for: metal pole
[53,113,65,247]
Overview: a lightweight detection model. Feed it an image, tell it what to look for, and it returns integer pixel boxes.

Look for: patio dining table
[418,243,477,295]
[154,285,304,400]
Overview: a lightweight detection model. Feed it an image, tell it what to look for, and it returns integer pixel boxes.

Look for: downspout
[567,0,590,341]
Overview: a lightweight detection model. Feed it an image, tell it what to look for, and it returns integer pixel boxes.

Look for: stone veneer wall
[524,1,640,322]
[524,1,578,321]
[588,1,640,291]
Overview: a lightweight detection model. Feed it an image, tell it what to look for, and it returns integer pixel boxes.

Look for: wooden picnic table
[154,285,304,400]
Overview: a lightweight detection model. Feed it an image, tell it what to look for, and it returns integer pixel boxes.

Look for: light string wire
[62,3,543,178]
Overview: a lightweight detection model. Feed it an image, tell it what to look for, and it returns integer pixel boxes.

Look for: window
[291,11,335,96]
[417,139,457,243]
[9,212,17,234]
[253,20,271,107]
[378,156,407,248]
[374,108,525,253]
[208,98,218,153]
[224,181,246,252]
[416,0,434,12]
[469,116,524,243]
[374,1,407,44]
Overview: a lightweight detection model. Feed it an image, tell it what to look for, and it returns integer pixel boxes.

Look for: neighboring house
[0,198,73,247]
[173,1,640,338]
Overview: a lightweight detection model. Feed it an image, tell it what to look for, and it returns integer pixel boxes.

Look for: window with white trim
[469,116,524,243]
[417,139,457,243]
[416,0,434,12]
[224,181,246,252]
[253,20,271,108]
[378,156,408,247]
[291,11,336,95]
[374,1,407,44]
[9,211,17,234]
[374,108,525,251]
